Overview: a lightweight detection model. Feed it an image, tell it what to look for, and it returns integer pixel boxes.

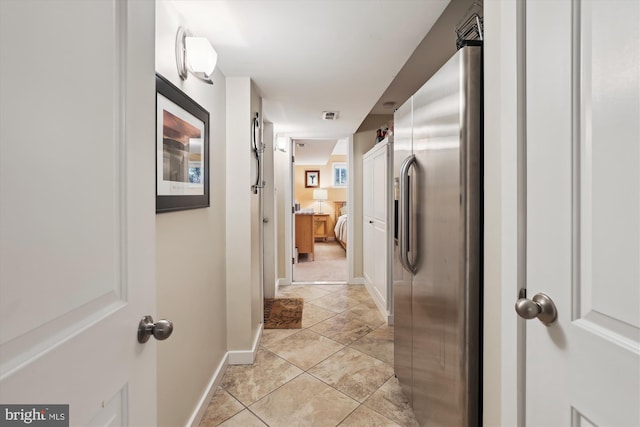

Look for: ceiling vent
[322,111,339,121]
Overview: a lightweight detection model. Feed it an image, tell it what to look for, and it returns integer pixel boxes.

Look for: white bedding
[334,214,347,244]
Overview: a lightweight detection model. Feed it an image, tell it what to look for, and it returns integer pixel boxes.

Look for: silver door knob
[137,315,174,343]
[515,292,557,326]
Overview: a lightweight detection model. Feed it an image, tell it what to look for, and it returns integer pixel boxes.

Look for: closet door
[371,144,389,305]
[363,154,374,286]
[0,1,158,424]
[363,142,391,318]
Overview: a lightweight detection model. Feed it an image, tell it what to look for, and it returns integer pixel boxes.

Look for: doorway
[292,138,348,283]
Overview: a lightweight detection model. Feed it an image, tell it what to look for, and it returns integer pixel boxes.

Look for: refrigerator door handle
[399,154,417,274]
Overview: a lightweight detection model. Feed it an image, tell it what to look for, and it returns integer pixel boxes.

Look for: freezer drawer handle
[399,154,417,274]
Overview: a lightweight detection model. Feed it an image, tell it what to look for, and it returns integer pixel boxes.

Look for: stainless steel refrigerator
[393,44,482,426]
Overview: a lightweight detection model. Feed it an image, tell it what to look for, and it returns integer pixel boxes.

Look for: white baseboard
[228,323,263,365]
[276,277,291,288]
[349,276,366,285]
[363,280,392,326]
[187,324,263,425]
[187,353,229,427]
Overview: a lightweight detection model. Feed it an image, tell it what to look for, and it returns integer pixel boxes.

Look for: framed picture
[156,73,210,213]
[332,162,347,187]
[305,170,320,188]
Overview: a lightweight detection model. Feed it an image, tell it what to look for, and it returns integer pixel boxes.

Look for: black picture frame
[156,73,210,213]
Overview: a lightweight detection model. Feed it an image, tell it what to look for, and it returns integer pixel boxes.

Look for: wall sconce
[313,189,328,213]
[176,26,217,85]
[276,136,288,153]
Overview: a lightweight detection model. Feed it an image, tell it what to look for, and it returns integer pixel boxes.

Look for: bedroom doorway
[291,138,348,283]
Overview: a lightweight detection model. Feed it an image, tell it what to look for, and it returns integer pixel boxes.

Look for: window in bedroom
[332,162,347,187]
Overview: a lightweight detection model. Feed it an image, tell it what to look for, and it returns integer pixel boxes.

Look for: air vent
[322,111,339,120]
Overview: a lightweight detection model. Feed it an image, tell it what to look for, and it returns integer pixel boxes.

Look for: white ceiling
[169,0,451,140]
[293,139,338,166]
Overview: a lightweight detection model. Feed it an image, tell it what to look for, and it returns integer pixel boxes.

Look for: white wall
[250,81,263,346]
[225,77,263,362]
[155,2,228,426]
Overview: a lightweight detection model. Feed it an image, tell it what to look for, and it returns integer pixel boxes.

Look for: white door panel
[525,0,639,425]
[0,1,156,425]
[577,0,639,330]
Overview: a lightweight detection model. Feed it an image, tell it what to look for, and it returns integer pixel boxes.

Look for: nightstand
[313,213,330,241]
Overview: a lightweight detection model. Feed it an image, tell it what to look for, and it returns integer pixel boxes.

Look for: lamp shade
[313,189,328,201]
[185,36,218,77]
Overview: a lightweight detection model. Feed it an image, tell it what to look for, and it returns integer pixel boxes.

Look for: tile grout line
[206,284,403,427]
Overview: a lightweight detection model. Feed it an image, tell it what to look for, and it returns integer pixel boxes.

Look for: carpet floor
[294,241,347,282]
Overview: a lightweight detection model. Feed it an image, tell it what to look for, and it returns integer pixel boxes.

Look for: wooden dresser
[295,214,314,261]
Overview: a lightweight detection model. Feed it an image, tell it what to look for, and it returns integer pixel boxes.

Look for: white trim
[348,276,365,285]
[186,353,229,427]
[291,281,347,285]
[346,134,355,282]
[483,1,520,426]
[228,323,263,365]
[363,280,392,325]
[285,140,293,285]
[275,277,290,292]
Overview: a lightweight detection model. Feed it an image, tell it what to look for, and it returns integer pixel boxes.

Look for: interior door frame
[289,140,295,283]
[346,134,355,282]
[483,0,524,425]
[285,137,353,284]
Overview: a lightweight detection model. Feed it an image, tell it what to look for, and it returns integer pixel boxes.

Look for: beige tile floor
[199,284,419,427]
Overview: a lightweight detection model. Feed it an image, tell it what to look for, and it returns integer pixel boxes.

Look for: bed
[333,201,347,250]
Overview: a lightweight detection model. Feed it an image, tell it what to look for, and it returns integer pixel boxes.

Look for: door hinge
[292,257,295,265]
[292,206,295,214]
[292,155,295,163]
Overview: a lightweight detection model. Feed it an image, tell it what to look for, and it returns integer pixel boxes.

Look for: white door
[364,144,390,309]
[372,146,388,306]
[524,0,639,425]
[363,154,373,286]
[0,1,158,425]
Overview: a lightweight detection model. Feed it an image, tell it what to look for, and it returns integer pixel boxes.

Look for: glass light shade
[276,136,288,152]
[185,37,218,76]
[313,189,328,201]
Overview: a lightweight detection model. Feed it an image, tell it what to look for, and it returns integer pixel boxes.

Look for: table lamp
[313,189,328,213]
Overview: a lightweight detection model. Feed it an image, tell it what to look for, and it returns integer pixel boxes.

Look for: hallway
[199,284,418,426]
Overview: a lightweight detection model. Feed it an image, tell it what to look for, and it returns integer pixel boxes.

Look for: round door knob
[137,315,174,343]
[515,298,540,319]
[514,292,557,326]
